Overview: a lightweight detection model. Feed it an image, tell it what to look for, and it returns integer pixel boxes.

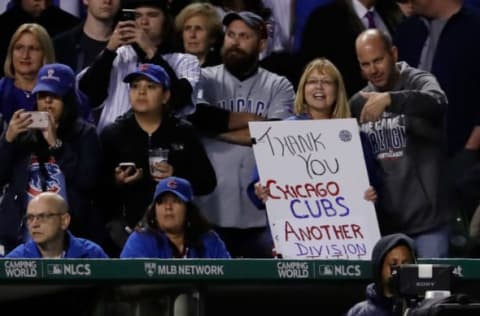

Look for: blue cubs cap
[153,176,193,203]
[32,63,75,96]
[123,63,170,89]
[223,11,268,39]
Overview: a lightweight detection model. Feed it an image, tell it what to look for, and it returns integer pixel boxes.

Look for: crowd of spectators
[1,0,480,263]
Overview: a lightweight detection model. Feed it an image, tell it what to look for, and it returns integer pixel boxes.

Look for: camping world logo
[144,262,157,276]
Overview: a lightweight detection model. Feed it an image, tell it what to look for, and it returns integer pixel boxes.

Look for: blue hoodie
[120,230,231,259]
[6,230,108,258]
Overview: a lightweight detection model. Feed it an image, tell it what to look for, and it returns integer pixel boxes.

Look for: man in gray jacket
[350,29,449,258]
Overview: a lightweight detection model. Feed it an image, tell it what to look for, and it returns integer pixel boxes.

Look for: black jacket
[0,119,102,253]
[100,112,217,227]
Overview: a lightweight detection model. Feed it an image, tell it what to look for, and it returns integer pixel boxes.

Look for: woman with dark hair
[100,63,216,257]
[0,63,102,255]
[121,176,230,258]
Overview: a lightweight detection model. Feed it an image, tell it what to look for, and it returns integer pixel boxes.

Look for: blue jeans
[412,225,450,258]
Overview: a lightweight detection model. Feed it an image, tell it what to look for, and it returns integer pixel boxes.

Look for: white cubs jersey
[194,65,294,228]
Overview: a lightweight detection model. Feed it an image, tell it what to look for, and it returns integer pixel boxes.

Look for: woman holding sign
[249,58,378,211]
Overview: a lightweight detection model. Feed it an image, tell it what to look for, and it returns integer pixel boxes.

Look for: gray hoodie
[350,61,449,236]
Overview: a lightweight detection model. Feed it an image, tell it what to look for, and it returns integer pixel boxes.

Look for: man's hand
[363,186,378,202]
[106,21,137,51]
[359,91,391,123]
[132,25,158,59]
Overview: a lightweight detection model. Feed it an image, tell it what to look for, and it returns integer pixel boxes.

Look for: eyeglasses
[24,212,65,224]
[305,79,335,87]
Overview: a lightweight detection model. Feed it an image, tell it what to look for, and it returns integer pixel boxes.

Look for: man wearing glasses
[6,192,108,258]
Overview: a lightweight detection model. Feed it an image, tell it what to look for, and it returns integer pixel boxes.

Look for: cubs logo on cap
[123,63,170,89]
[153,176,193,202]
[166,179,178,189]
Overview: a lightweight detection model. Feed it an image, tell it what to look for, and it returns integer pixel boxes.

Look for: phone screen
[21,111,49,129]
[120,9,136,21]
[119,162,136,176]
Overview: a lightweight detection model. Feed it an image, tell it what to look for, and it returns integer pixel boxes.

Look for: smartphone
[120,9,136,21]
[21,111,49,129]
[118,162,137,176]
[119,162,136,170]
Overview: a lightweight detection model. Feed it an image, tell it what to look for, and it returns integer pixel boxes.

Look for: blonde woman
[250,58,378,208]
[0,23,55,124]
[292,57,351,120]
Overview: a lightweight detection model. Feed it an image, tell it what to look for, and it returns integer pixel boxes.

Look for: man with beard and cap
[188,11,294,258]
[346,233,416,316]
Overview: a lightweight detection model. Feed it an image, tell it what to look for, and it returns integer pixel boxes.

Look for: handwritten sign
[249,119,380,260]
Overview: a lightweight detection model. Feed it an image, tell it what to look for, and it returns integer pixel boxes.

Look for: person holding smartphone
[78,0,200,133]
[99,63,216,257]
[0,63,103,256]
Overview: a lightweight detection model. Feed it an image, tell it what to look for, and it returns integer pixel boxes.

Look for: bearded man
[190,11,295,258]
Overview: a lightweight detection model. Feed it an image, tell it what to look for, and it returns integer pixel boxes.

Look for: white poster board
[249,119,381,260]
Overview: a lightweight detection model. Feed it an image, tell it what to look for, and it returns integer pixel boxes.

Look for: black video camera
[389,264,480,315]
[389,264,454,300]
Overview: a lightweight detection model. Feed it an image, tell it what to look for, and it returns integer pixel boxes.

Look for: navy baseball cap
[32,63,75,97]
[123,63,170,89]
[153,176,193,203]
[223,11,268,39]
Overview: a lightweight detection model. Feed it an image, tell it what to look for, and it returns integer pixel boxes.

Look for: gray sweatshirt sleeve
[388,65,447,123]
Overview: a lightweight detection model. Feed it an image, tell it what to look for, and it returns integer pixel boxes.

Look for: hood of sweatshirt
[371,233,416,293]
